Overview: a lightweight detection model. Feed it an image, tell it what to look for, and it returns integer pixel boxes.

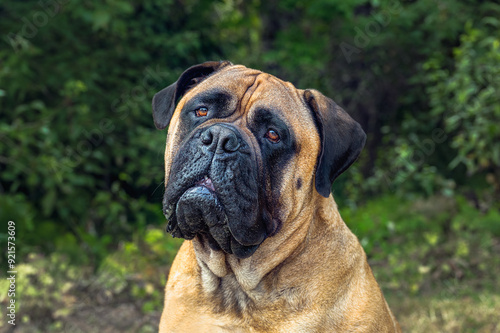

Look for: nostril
[222,135,240,152]
[201,129,213,145]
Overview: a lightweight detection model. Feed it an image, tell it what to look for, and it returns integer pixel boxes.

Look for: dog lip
[196,176,216,192]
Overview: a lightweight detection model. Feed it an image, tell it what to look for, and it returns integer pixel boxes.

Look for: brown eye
[195,107,208,117]
[265,129,280,143]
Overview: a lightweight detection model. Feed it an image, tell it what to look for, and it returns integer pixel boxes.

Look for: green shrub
[341,194,500,295]
[425,17,500,184]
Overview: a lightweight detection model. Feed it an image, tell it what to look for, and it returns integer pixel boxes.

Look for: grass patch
[388,292,500,332]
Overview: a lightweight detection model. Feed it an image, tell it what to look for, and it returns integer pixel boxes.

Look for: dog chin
[164,183,261,259]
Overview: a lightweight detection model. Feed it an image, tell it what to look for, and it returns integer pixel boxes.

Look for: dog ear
[152,61,232,130]
[304,89,366,198]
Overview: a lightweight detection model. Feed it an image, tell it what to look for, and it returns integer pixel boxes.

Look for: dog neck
[191,195,343,298]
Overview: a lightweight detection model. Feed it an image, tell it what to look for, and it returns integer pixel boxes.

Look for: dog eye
[195,107,208,117]
[264,129,280,143]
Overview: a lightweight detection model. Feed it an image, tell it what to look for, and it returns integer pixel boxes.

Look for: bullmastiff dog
[152,61,401,332]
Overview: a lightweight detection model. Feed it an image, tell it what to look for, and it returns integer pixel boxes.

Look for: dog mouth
[196,175,216,192]
[163,174,263,258]
[164,174,220,236]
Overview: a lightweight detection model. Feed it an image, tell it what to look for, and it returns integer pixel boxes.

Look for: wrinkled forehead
[181,65,316,131]
[181,65,261,102]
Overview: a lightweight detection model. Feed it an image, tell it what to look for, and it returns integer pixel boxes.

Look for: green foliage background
[0,0,499,331]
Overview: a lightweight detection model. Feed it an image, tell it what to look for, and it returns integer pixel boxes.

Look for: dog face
[152,61,365,259]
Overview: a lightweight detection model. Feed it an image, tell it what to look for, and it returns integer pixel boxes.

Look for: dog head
[152,61,365,258]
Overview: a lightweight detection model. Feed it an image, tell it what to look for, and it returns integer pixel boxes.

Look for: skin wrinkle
[239,73,262,116]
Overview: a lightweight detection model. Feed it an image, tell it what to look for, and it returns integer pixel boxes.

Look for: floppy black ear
[304,89,366,198]
[152,61,232,129]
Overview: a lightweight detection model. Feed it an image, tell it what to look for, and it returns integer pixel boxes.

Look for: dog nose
[201,125,241,153]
